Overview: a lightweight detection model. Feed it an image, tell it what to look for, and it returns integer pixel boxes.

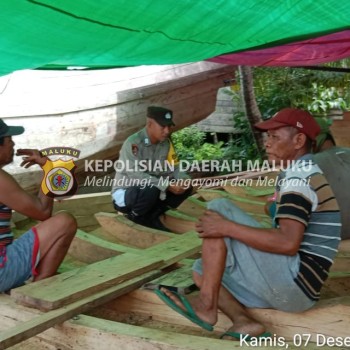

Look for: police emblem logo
[48,167,72,192]
[41,158,78,198]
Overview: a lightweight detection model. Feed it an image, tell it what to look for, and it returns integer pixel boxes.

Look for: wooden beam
[249,296,350,341]
[11,232,201,311]
[53,192,113,216]
[176,196,207,218]
[58,254,87,274]
[3,276,348,349]
[2,232,201,347]
[101,289,350,342]
[94,212,176,248]
[330,256,350,273]
[143,263,197,294]
[11,253,163,310]
[143,231,201,267]
[53,192,115,231]
[322,274,350,299]
[0,270,163,350]
[70,315,325,350]
[3,303,325,350]
[163,210,197,234]
[339,240,350,255]
[67,229,140,263]
[87,226,128,244]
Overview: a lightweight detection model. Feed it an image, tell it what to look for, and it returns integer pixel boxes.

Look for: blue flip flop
[220,331,271,340]
[154,289,214,331]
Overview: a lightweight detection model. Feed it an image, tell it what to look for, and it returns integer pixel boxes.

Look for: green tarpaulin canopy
[1,0,350,76]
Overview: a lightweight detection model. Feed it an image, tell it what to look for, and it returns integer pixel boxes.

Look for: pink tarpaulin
[210,30,350,66]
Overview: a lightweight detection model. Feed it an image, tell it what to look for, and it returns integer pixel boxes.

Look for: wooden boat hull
[2,62,234,193]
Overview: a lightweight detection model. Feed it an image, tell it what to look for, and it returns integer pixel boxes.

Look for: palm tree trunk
[238,65,265,157]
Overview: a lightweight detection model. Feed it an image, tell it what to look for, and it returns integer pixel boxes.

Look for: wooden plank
[58,254,88,274]
[53,192,113,216]
[0,270,163,350]
[2,287,348,349]
[70,214,101,231]
[338,240,350,255]
[2,232,201,347]
[145,231,201,267]
[11,253,163,310]
[4,62,232,117]
[250,296,350,341]
[75,229,141,254]
[87,226,129,245]
[321,275,350,299]
[11,232,201,311]
[163,210,197,234]
[176,196,207,218]
[330,256,350,273]
[52,192,114,231]
[67,229,140,263]
[143,263,197,294]
[102,289,350,342]
[67,314,343,350]
[68,236,117,264]
[95,212,176,248]
[3,301,323,350]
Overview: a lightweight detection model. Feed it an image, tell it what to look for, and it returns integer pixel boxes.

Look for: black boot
[149,216,172,232]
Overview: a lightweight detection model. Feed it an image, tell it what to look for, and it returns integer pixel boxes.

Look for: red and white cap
[255,108,321,141]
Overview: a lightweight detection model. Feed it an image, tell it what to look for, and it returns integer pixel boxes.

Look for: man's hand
[196,210,229,238]
[16,149,48,168]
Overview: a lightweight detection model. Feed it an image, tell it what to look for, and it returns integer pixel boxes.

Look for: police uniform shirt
[111,128,187,198]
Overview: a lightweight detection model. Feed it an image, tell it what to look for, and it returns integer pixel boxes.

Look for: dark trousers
[113,185,192,219]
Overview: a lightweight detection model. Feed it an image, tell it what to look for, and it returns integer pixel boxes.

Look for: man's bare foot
[160,287,218,326]
[221,315,267,340]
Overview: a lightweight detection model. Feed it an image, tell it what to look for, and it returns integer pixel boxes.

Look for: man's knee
[208,198,260,227]
[208,198,233,212]
[52,212,77,235]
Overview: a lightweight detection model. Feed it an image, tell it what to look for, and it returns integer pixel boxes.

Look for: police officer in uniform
[111,106,192,231]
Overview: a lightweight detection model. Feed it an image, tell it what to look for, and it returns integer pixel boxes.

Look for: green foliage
[308,84,347,115]
[171,125,224,162]
[222,112,261,171]
[173,62,350,173]
[253,66,350,118]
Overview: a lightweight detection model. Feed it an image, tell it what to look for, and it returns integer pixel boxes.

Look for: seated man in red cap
[111,106,192,231]
[155,108,341,340]
[0,119,77,293]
